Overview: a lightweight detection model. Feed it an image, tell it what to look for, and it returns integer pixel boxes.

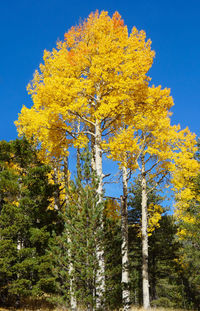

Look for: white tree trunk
[76,120,82,180]
[64,156,77,311]
[121,165,131,311]
[68,235,77,311]
[141,155,150,309]
[95,119,105,310]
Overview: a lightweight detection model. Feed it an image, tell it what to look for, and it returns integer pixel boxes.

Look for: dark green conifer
[0,138,62,306]
[48,149,121,310]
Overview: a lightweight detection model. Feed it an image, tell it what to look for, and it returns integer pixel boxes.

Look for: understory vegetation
[0,10,200,311]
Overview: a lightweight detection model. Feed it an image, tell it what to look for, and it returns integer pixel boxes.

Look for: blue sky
[0,0,199,156]
[1,0,199,199]
[0,0,199,142]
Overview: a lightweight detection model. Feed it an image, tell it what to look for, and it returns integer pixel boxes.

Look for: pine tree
[149,215,184,308]
[47,149,121,310]
[0,138,62,307]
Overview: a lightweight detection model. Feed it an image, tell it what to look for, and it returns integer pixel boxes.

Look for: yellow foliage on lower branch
[148,203,163,235]
[133,203,163,238]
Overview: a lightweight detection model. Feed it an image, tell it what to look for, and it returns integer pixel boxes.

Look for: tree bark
[141,155,150,309]
[68,235,77,311]
[121,165,131,311]
[95,119,105,310]
[76,120,82,181]
[64,156,77,311]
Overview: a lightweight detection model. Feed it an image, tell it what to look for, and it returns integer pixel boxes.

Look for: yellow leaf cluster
[15,10,155,163]
[104,198,120,221]
[148,203,163,235]
[47,167,69,210]
[136,203,163,237]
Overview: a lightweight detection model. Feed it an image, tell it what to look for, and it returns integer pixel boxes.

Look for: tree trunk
[141,155,150,309]
[76,120,82,181]
[64,156,77,311]
[121,165,131,311]
[95,119,105,310]
[68,235,77,311]
[90,123,96,173]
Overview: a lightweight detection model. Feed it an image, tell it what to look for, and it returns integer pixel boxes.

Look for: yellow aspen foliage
[104,198,121,221]
[171,129,199,222]
[105,87,197,183]
[47,167,68,210]
[11,200,20,207]
[5,160,22,174]
[147,203,163,235]
[172,149,200,240]
[105,81,198,247]
[134,203,163,237]
[15,10,155,161]
[104,85,175,168]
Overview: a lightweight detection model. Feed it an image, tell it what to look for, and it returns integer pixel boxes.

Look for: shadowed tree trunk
[141,154,150,309]
[121,164,131,311]
[95,119,105,310]
[64,155,77,311]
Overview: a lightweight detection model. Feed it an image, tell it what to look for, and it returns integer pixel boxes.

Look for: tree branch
[147,173,168,194]
[68,110,95,126]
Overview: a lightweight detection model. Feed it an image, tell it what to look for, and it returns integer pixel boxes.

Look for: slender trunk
[89,125,97,309]
[121,165,131,311]
[95,119,105,310]
[52,166,60,211]
[86,221,94,311]
[141,155,150,309]
[77,120,82,180]
[77,146,81,180]
[91,123,96,172]
[64,155,77,311]
[68,236,77,311]
[17,178,23,251]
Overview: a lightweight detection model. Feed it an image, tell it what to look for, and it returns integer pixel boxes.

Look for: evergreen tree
[128,180,195,309]
[177,175,200,309]
[0,138,62,306]
[47,150,121,311]
[173,140,200,309]
[149,215,184,308]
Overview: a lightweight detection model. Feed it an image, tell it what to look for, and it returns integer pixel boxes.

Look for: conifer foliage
[47,149,121,310]
[0,9,198,310]
[0,138,62,306]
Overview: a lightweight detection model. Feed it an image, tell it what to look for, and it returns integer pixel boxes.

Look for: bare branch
[68,110,95,126]
[102,127,116,137]
[103,173,111,179]
[147,173,168,194]
[104,195,120,201]
[103,115,120,132]
[82,130,96,137]
[144,160,159,175]
[127,169,132,181]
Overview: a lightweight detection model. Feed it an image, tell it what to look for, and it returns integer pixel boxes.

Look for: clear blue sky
[0,0,200,142]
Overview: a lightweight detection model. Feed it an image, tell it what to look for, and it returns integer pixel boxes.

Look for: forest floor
[0,308,197,311]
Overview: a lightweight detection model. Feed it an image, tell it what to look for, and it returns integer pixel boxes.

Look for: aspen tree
[16,11,155,309]
[121,164,131,310]
[173,146,200,309]
[105,86,197,309]
[172,138,199,234]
